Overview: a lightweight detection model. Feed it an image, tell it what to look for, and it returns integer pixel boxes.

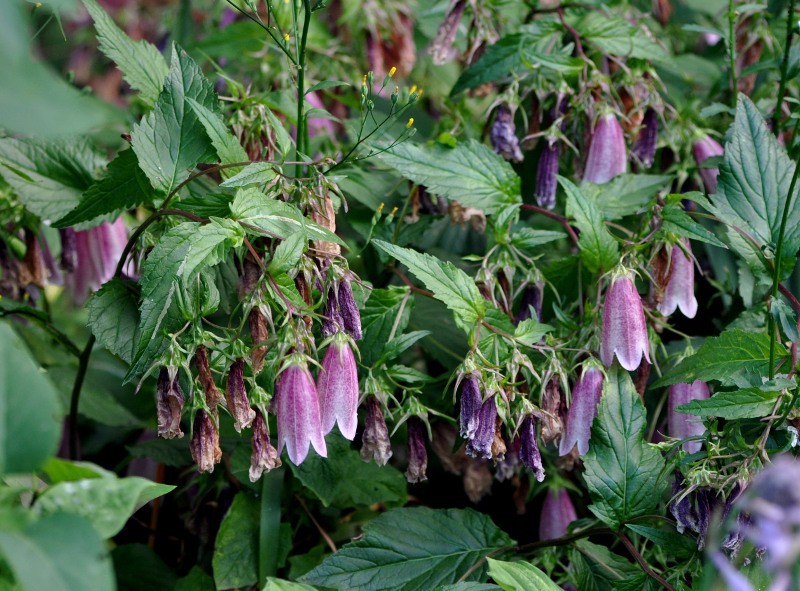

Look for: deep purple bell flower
[405,417,428,483]
[631,107,658,169]
[518,415,545,482]
[692,135,724,194]
[276,358,327,465]
[337,279,362,341]
[459,374,482,441]
[583,111,627,184]
[669,380,709,453]
[490,104,524,163]
[600,269,651,371]
[535,139,559,210]
[317,335,359,440]
[539,488,578,540]
[559,365,604,456]
[466,396,497,459]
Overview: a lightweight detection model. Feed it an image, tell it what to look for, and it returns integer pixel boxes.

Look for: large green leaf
[373,240,485,331]
[81,0,169,107]
[213,491,260,590]
[289,436,407,507]
[654,329,785,388]
[131,45,218,196]
[660,201,727,248]
[571,540,640,583]
[0,512,115,591]
[360,287,413,366]
[575,14,668,62]
[581,174,671,221]
[710,96,800,279]
[263,578,318,591]
[301,507,514,591]
[187,97,250,178]
[486,558,561,591]
[86,278,139,363]
[0,137,105,221]
[0,323,61,475]
[675,387,781,419]
[561,176,619,273]
[378,140,520,214]
[582,367,666,529]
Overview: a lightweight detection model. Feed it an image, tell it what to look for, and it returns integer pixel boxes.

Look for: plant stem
[69,334,95,460]
[615,531,676,591]
[294,0,312,178]
[728,0,738,106]
[773,0,796,133]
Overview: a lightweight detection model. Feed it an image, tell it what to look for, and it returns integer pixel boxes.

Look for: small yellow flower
[390,207,398,216]
[284,33,290,41]
[395,86,399,94]
[409,85,417,95]
[377,203,385,213]
[417,89,423,98]
[363,74,367,85]
[406,118,414,128]
[389,67,397,77]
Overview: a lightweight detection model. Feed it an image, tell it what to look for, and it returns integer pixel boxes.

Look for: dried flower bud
[535,139,559,210]
[658,240,698,319]
[321,286,344,338]
[249,309,270,373]
[191,409,221,473]
[226,359,256,433]
[459,374,482,440]
[466,396,497,459]
[583,112,627,184]
[250,409,281,481]
[515,282,544,326]
[495,437,520,482]
[669,477,715,548]
[309,191,341,256]
[157,367,184,439]
[405,417,428,483]
[318,337,359,440]
[195,346,222,408]
[631,107,658,169]
[337,280,362,340]
[519,416,545,482]
[539,489,577,540]
[652,0,673,26]
[58,228,77,273]
[490,416,507,461]
[539,378,565,444]
[692,135,724,194]
[669,380,709,453]
[463,458,493,503]
[428,0,466,65]
[238,252,262,300]
[490,105,524,163]
[361,395,393,465]
[0,241,23,301]
[276,360,327,465]
[18,229,46,288]
[559,366,604,456]
[600,269,651,372]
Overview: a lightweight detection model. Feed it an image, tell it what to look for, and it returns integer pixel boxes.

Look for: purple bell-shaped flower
[668,380,709,453]
[275,358,327,465]
[559,364,605,456]
[583,111,627,184]
[518,415,545,482]
[63,218,129,304]
[317,334,359,440]
[658,240,698,319]
[539,488,578,540]
[459,374,482,441]
[600,269,651,371]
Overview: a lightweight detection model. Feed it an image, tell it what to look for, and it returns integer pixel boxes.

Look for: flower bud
[539,378,565,444]
[276,360,327,465]
[190,409,221,473]
[337,280,363,341]
[157,367,184,439]
[668,380,709,453]
[428,0,466,65]
[226,359,256,433]
[514,282,544,325]
[519,415,545,482]
[583,112,627,184]
[692,135,724,194]
[361,395,393,465]
[405,417,428,483]
[321,286,344,338]
[465,396,497,459]
[535,139,559,210]
[539,489,577,540]
[317,337,359,440]
[600,270,651,371]
[459,374,482,440]
[490,105,524,163]
[631,107,658,169]
[249,309,270,373]
[658,240,698,319]
[559,365,605,456]
[250,409,281,482]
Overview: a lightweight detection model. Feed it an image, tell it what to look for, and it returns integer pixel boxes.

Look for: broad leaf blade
[360,287,413,366]
[213,491,260,590]
[486,558,561,591]
[581,174,671,221]
[561,176,619,273]
[220,162,278,187]
[675,387,781,419]
[86,277,139,363]
[187,97,250,178]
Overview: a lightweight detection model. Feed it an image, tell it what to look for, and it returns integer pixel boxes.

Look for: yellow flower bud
[389,67,397,77]
[406,118,414,128]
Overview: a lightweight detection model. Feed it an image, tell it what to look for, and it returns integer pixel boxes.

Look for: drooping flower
[405,417,428,483]
[321,286,344,338]
[317,335,359,440]
[466,396,496,459]
[535,138,559,210]
[195,346,222,409]
[428,0,466,65]
[250,409,281,482]
[658,240,698,319]
[692,134,724,194]
[361,395,393,465]
[559,365,605,456]
[157,366,184,439]
[58,228,77,273]
[275,359,327,465]
[583,111,627,184]
[539,489,578,540]
[190,409,221,473]
[669,476,715,548]
[631,107,658,169]
[668,380,709,453]
[519,415,545,482]
[600,269,651,371]
[539,377,565,443]
[63,218,129,304]
[514,282,544,325]
[337,279,362,341]
[490,104,524,163]
[249,308,270,374]
[226,359,256,432]
[459,374,482,440]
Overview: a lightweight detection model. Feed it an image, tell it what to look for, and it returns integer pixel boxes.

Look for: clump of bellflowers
[600,266,651,371]
[275,353,327,465]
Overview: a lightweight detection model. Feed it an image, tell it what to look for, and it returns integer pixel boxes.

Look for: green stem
[259,468,285,583]
[69,334,95,460]
[294,0,312,178]
[773,0,796,133]
[728,0,738,107]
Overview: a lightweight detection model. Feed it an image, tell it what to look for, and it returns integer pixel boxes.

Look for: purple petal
[692,135,724,194]
[466,396,496,459]
[539,489,578,540]
[459,374,482,440]
[519,416,545,481]
[277,363,327,465]
[601,273,651,371]
[559,366,604,456]
[583,113,627,184]
[658,240,698,319]
[317,340,359,440]
[669,380,709,453]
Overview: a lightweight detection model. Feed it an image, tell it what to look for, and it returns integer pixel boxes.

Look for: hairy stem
[772,0,797,133]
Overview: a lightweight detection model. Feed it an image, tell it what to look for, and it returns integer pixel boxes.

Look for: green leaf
[379,140,521,214]
[513,319,552,345]
[37,475,174,539]
[660,202,727,248]
[486,558,561,591]
[654,329,786,388]
[175,566,215,591]
[509,228,567,253]
[580,174,672,221]
[373,240,485,331]
[41,459,107,484]
[289,436,407,507]
[571,540,639,582]
[378,330,431,364]
[624,524,697,557]
[81,0,169,107]
[186,97,250,179]
[675,387,781,419]
[0,512,115,591]
[127,437,193,467]
[131,45,218,196]
[269,232,306,275]
[301,507,514,590]
[434,585,500,591]
[576,14,668,62]
[0,323,61,475]
[213,491,260,590]
[710,96,800,279]
[230,187,344,244]
[0,137,105,222]
[220,162,278,187]
[86,278,139,363]
[264,578,319,591]
[112,544,178,591]
[360,287,413,366]
[127,220,243,381]
[54,149,156,229]
[582,366,666,529]
[561,176,619,273]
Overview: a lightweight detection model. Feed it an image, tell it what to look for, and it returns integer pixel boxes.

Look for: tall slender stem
[294,0,312,178]
[728,0,738,106]
[773,0,797,133]
[69,334,95,460]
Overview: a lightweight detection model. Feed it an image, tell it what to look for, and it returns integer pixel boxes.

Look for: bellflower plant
[559,363,605,456]
[317,333,359,440]
[600,267,651,371]
[692,134,724,193]
[668,380,709,453]
[539,489,578,541]
[275,356,327,465]
[657,239,698,318]
[583,110,626,184]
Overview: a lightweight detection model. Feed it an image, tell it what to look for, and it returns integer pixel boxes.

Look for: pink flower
[692,135,724,194]
[669,380,709,453]
[559,365,604,456]
[583,111,627,184]
[539,489,578,541]
[317,336,359,440]
[63,218,129,304]
[600,269,651,371]
[658,240,698,319]
[275,359,327,465]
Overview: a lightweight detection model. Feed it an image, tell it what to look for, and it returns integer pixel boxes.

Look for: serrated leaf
[513,318,553,344]
[572,540,639,582]
[220,162,278,187]
[576,14,668,62]
[583,367,666,529]
[675,388,781,419]
[624,524,697,557]
[213,491,260,590]
[131,45,218,196]
[86,278,139,363]
[509,227,567,252]
[561,176,619,273]
[301,507,514,591]
[486,558,561,591]
[710,96,800,279]
[360,287,413,366]
[54,149,156,229]
[186,97,249,179]
[0,137,105,221]
[434,585,500,591]
[581,174,671,221]
[654,329,786,388]
[289,436,407,507]
[82,0,168,107]
[264,578,319,591]
[268,232,306,275]
[373,240,485,331]
[379,140,520,214]
[660,202,726,248]
[378,330,431,364]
